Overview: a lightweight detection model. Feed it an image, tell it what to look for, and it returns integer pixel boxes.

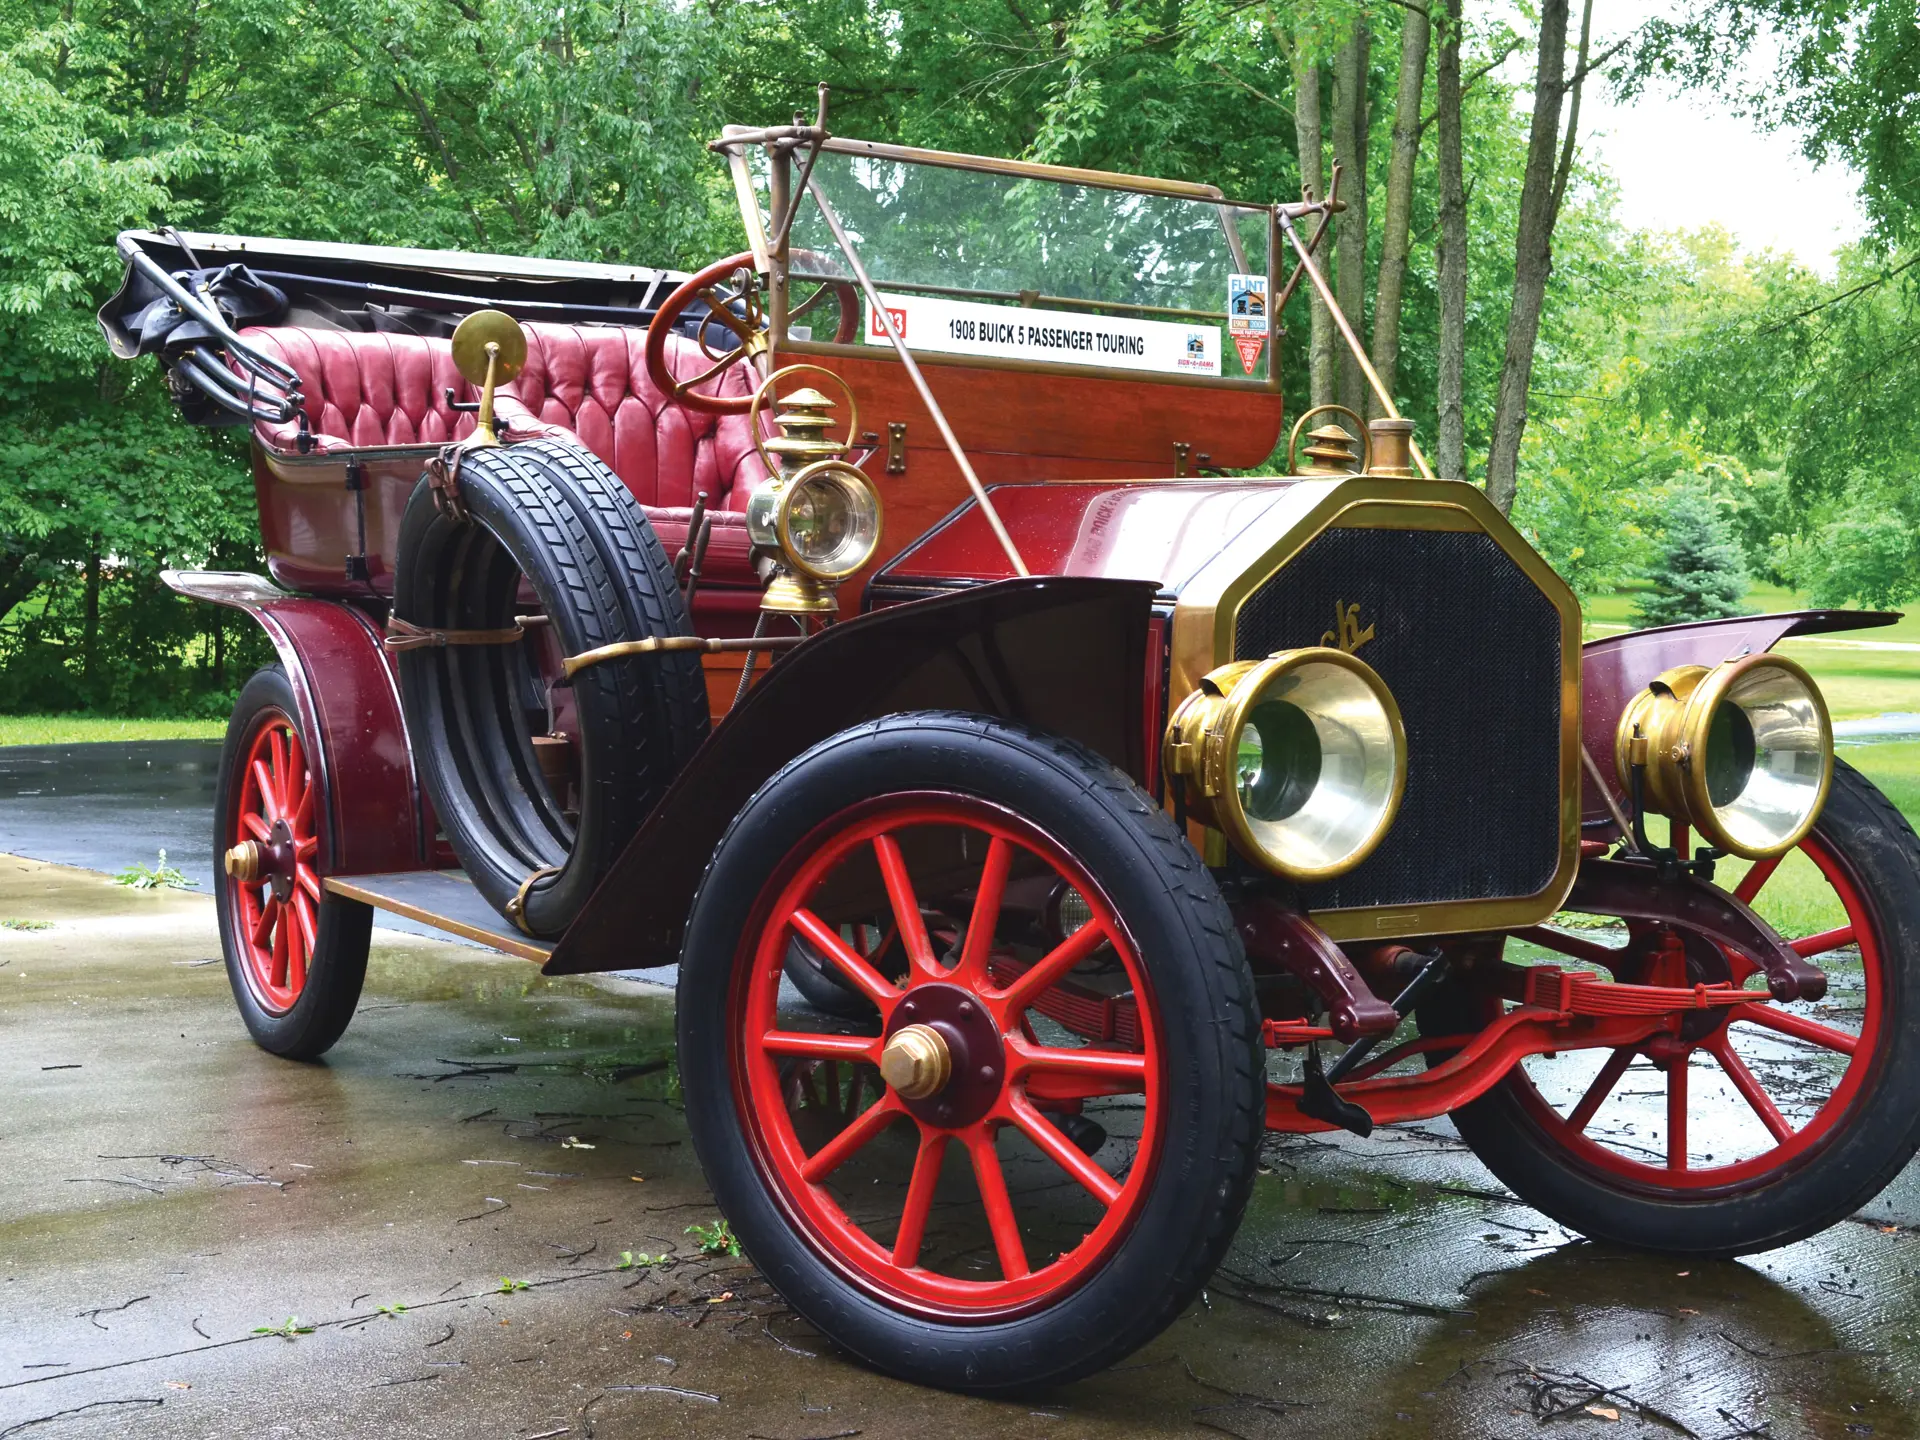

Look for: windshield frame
[720,130,1282,394]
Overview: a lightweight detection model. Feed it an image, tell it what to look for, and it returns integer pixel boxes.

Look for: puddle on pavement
[4,856,1919,1438]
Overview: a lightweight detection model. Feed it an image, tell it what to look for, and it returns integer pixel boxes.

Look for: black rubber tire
[677,711,1265,1393]
[215,666,373,1060]
[393,439,706,936]
[1420,760,1920,1256]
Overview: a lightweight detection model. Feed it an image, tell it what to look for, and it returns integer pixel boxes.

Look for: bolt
[958,999,974,1016]
[901,1000,915,1015]
[979,1066,996,1083]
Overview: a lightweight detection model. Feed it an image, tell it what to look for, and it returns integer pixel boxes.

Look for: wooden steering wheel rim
[644,251,765,415]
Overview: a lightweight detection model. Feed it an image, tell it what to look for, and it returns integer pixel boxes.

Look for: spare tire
[393,438,707,937]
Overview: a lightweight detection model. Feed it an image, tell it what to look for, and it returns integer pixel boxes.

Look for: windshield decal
[1228,273,1269,375]
[864,292,1220,377]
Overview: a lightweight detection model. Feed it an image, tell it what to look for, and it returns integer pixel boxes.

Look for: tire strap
[504,864,564,937]
[384,615,535,652]
[425,443,467,522]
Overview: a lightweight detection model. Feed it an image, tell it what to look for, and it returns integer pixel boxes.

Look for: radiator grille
[1232,526,1564,913]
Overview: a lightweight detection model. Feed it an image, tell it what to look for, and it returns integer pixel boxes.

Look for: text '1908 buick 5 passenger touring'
[100,92,1920,1392]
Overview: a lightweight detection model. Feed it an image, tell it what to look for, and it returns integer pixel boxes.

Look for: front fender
[161,570,426,875]
[1580,607,1900,826]
[545,576,1158,975]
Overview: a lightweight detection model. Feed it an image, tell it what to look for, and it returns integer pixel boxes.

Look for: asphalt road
[3,857,1918,1438]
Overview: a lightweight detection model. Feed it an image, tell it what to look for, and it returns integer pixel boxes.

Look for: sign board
[865,291,1220,378]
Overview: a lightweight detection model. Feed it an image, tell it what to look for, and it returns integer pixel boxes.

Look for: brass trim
[879,1023,952,1100]
[1163,647,1408,882]
[773,459,885,583]
[1169,478,1584,941]
[322,875,553,963]
[818,135,1251,205]
[225,840,264,884]
[1614,654,1835,860]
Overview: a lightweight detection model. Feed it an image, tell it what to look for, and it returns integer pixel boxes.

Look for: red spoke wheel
[678,714,1263,1392]
[1427,760,1920,1255]
[215,666,371,1059]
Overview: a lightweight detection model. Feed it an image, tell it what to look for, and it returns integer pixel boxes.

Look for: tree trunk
[1330,15,1371,419]
[1290,42,1335,408]
[1371,5,1431,416]
[1435,0,1468,480]
[1485,0,1592,515]
[82,540,102,694]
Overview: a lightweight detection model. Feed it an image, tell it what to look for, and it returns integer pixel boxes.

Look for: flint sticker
[1228,273,1269,336]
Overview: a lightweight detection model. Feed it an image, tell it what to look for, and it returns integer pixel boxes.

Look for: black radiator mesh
[1232,526,1563,912]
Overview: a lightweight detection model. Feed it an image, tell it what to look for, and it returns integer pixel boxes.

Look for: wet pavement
[3,856,1918,1439]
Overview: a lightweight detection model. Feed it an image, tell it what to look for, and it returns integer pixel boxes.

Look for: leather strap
[383,615,528,653]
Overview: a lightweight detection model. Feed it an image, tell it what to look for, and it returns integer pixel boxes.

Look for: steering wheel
[644,251,862,416]
[788,249,862,348]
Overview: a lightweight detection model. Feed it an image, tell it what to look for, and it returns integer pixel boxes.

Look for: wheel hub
[229,820,298,902]
[883,982,1005,1129]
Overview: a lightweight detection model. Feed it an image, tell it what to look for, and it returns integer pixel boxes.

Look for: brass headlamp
[1615,654,1834,859]
[1165,648,1407,882]
[745,365,882,614]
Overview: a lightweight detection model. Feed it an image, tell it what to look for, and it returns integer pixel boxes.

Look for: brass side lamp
[744,365,883,617]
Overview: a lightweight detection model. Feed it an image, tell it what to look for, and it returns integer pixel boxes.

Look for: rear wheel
[1428,760,1920,1255]
[677,713,1263,1392]
[215,666,372,1060]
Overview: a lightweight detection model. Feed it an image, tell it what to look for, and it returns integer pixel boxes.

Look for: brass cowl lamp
[744,365,883,617]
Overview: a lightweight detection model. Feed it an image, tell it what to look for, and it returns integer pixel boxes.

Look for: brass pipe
[562,632,803,680]
[804,179,1030,577]
[1274,209,1437,481]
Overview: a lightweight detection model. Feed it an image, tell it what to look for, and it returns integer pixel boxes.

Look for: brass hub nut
[224,840,264,885]
[879,1023,952,1101]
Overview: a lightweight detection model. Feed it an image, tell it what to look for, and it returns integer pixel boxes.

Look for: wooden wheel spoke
[966,1131,1029,1280]
[268,728,290,810]
[800,1095,901,1183]
[891,1129,948,1268]
[252,760,282,821]
[270,904,290,990]
[296,866,322,902]
[791,908,902,1009]
[1734,856,1781,905]
[762,1031,881,1064]
[1732,1001,1858,1055]
[243,812,273,842]
[1011,1038,1147,1089]
[1566,1047,1635,1132]
[872,834,939,981]
[1008,1095,1121,1207]
[954,837,1012,988]
[1667,1054,1689,1171]
[252,896,280,950]
[1791,924,1856,958]
[995,917,1110,1020]
[1709,1039,1794,1144]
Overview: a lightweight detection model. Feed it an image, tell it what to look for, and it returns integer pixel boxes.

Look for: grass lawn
[0,715,226,746]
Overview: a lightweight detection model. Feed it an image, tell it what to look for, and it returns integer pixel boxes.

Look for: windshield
[773,147,1275,384]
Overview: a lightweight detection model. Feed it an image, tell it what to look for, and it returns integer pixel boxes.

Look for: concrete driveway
[3,855,1917,1438]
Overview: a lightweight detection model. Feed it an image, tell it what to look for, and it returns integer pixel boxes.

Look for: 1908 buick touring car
[99,95,1920,1391]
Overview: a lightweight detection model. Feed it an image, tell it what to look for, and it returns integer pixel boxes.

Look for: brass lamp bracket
[1287,404,1371,477]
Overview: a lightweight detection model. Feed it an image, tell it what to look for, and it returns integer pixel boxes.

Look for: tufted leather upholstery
[493,324,768,513]
[241,323,770,520]
[240,322,771,592]
[240,327,480,452]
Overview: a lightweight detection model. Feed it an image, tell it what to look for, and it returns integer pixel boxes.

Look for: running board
[324,870,552,962]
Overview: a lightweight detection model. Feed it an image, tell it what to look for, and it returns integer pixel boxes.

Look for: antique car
[99,96,1920,1393]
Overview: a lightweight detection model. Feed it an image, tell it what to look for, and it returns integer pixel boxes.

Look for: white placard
[863,291,1220,377]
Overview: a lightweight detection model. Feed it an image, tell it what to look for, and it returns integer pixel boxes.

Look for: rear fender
[545,576,1158,975]
[162,571,426,875]
[1580,608,1901,827]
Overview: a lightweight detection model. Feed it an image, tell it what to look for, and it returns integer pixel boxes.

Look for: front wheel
[215,666,372,1060]
[1428,759,1920,1256]
[677,713,1264,1392]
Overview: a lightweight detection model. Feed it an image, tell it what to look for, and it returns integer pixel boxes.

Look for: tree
[1329,14,1371,418]
[1632,487,1751,627]
[1370,0,1430,414]
[1289,34,1336,409]
[1433,0,1469,480]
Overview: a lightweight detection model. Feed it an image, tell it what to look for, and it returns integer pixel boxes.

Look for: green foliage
[686,1219,739,1258]
[496,1277,530,1294]
[1631,487,1750,627]
[114,848,196,889]
[252,1316,315,1339]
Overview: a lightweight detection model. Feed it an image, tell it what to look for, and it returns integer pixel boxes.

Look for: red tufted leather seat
[239,322,770,591]
[240,327,481,452]
[493,323,769,516]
